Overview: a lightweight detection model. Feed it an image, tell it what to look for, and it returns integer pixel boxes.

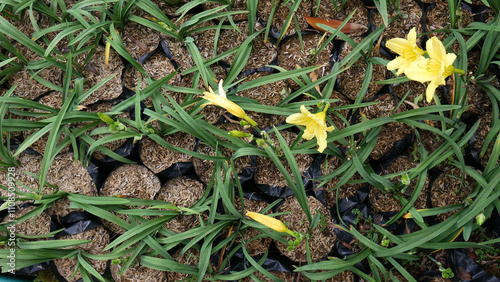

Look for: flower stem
[453,67,465,75]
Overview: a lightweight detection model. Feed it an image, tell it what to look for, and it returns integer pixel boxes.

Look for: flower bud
[115,122,126,131]
[98,112,115,125]
[256,139,266,147]
[401,173,410,185]
[133,135,142,144]
[246,212,295,236]
[228,130,250,138]
[476,213,486,226]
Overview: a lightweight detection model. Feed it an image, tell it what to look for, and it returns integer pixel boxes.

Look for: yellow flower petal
[315,128,327,153]
[426,37,446,62]
[444,53,457,67]
[302,125,316,140]
[387,56,406,71]
[286,113,311,126]
[443,53,458,77]
[405,63,440,83]
[313,111,327,125]
[201,80,247,119]
[300,104,312,116]
[218,79,226,98]
[386,38,411,55]
[425,80,439,103]
[407,27,417,45]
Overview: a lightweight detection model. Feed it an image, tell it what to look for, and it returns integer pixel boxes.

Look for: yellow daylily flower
[405,37,465,103]
[246,212,295,236]
[286,105,334,153]
[386,28,425,75]
[202,80,257,126]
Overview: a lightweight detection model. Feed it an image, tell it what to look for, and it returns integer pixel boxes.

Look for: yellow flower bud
[246,212,295,236]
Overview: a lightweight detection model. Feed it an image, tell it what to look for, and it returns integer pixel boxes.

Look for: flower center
[426,59,442,74]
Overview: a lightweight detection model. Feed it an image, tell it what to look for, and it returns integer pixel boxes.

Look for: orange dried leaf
[304,15,367,34]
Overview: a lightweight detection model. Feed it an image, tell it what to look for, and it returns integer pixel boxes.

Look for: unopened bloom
[476,213,486,226]
[105,40,111,69]
[386,28,425,75]
[246,212,295,236]
[286,105,334,153]
[405,37,465,103]
[228,130,250,138]
[255,139,266,147]
[202,80,257,126]
[105,30,119,70]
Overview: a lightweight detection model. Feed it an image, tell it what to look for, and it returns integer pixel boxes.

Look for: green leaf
[18,239,91,249]
[68,194,130,205]
[140,255,198,274]
[272,127,311,223]
[374,0,389,27]
[78,251,105,282]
